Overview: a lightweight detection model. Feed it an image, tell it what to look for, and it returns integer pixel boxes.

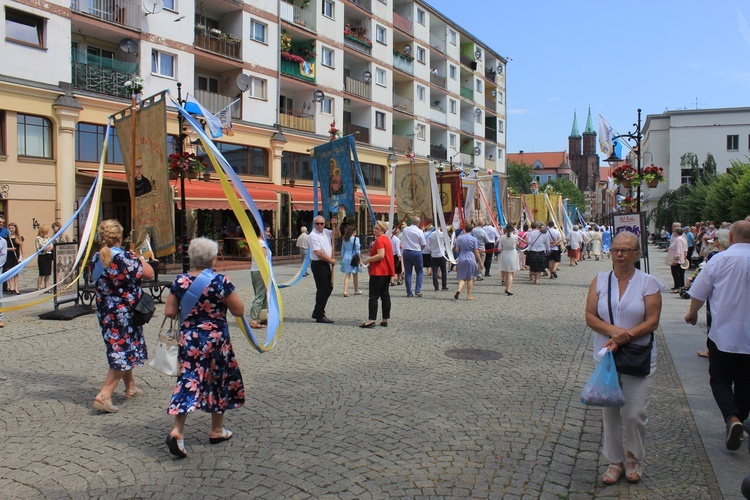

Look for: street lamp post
[604,108,643,212]
[176,82,190,273]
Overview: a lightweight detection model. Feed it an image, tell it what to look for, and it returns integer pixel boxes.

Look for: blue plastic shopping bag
[581,349,625,407]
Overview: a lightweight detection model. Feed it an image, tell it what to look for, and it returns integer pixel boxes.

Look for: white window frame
[415,123,426,140]
[416,46,425,64]
[375,25,386,45]
[499,120,504,133]
[497,91,504,104]
[163,0,176,12]
[449,99,457,114]
[448,29,457,46]
[321,46,334,68]
[151,49,175,78]
[322,97,333,114]
[449,65,457,80]
[250,19,267,43]
[449,133,456,148]
[322,0,334,19]
[249,76,267,100]
[475,78,482,92]
[416,85,425,102]
[416,8,425,25]
[375,111,386,130]
[375,67,386,86]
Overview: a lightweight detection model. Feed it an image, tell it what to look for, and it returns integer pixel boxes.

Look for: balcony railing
[344,123,370,143]
[485,128,497,143]
[393,55,413,75]
[279,110,315,133]
[72,61,132,98]
[344,76,371,100]
[279,1,316,31]
[430,106,447,125]
[460,86,474,101]
[430,72,446,89]
[485,98,496,113]
[195,31,241,60]
[460,119,474,134]
[485,68,497,82]
[280,58,316,83]
[71,0,140,30]
[347,0,372,12]
[429,34,446,53]
[393,12,412,34]
[460,152,475,166]
[393,95,413,114]
[430,146,447,160]
[460,53,474,69]
[194,89,241,119]
[392,135,412,152]
[343,35,372,55]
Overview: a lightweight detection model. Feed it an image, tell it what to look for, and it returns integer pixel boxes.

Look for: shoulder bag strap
[608,270,654,347]
[180,268,216,324]
[92,247,124,283]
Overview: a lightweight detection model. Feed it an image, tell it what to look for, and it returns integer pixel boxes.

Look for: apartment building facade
[0,0,507,240]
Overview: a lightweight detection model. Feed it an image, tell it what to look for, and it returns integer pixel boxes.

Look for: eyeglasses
[611,248,638,255]
[314,222,325,225]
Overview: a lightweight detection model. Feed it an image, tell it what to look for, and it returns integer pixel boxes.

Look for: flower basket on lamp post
[642,165,665,188]
[612,164,637,188]
[168,152,206,180]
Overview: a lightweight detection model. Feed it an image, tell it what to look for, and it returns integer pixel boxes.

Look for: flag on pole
[216,99,240,137]
[598,114,615,156]
[184,93,223,138]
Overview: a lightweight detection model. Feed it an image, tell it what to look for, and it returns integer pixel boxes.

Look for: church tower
[581,107,599,191]
[568,112,582,180]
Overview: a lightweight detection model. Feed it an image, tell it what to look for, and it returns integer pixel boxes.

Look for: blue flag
[311,136,356,215]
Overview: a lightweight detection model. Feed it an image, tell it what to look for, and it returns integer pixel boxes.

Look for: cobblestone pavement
[0,248,730,498]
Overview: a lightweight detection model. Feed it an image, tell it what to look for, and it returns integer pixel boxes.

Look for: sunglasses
[314,222,325,225]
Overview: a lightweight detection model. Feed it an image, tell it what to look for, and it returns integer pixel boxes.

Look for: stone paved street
[0,245,745,498]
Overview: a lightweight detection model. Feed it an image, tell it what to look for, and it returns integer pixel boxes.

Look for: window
[449,99,457,114]
[415,123,425,140]
[727,134,739,151]
[249,77,266,99]
[356,162,385,187]
[250,20,267,43]
[199,142,268,176]
[322,0,334,18]
[282,152,313,181]
[321,47,334,68]
[497,91,504,104]
[416,85,425,101]
[376,67,386,86]
[17,114,51,158]
[5,8,45,48]
[449,133,456,148]
[498,120,504,133]
[449,65,457,80]
[448,29,456,46]
[475,79,482,92]
[376,25,386,44]
[680,168,692,185]
[416,8,425,25]
[76,123,123,164]
[375,111,385,130]
[416,46,425,64]
[162,0,176,11]
[197,76,218,93]
[0,111,6,155]
[151,50,175,78]
[322,97,333,114]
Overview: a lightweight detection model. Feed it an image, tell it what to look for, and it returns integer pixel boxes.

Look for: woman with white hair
[164,237,246,459]
[361,221,395,328]
[568,225,583,266]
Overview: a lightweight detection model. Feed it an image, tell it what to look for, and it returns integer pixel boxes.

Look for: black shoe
[435,288,439,291]
[441,287,449,290]
[359,321,376,328]
[316,316,334,324]
[415,292,422,297]
[166,434,187,459]
[726,420,743,450]
[407,294,413,298]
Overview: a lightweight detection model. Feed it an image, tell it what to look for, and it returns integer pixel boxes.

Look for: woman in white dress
[498,223,520,295]
[591,227,603,260]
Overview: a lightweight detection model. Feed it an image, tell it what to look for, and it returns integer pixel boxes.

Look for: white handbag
[148,317,180,377]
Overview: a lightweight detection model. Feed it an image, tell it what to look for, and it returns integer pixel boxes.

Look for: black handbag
[350,254,360,267]
[607,271,653,377]
[133,292,156,326]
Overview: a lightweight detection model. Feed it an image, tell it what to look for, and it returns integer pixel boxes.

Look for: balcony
[72,61,132,98]
[485,98,496,113]
[344,123,370,143]
[485,68,497,82]
[430,106,447,125]
[195,29,241,60]
[392,135,412,152]
[343,34,372,56]
[194,89,241,119]
[347,0,372,12]
[279,110,315,133]
[393,95,413,114]
[430,72,446,89]
[460,119,474,134]
[71,0,140,30]
[430,145,447,160]
[393,12,412,34]
[279,1,316,31]
[460,86,474,101]
[393,54,413,75]
[430,35,445,53]
[485,127,497,143]
[344,76,371,100]
[460,53,477,70]
[280,58,316,83]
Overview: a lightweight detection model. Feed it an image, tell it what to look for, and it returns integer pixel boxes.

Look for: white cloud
[737,6,750,51]
[509,108,538,115]
[547,97,560,102]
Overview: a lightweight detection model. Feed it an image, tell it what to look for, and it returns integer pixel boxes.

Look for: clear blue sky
[428,0,750,155]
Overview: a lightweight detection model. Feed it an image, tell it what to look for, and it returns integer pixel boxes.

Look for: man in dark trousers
[309,214,340,323]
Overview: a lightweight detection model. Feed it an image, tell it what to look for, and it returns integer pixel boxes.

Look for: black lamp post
[604,108,643,213]
[176,82,190,273]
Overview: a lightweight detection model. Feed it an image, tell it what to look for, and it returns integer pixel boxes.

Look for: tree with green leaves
[702,153,717,182]
[541,177,585,211]
[506,160,533,194]
[680,152,700,186]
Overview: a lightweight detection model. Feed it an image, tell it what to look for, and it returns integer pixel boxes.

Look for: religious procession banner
[113,91,174,258]
[394,162,432,221]
[310,136,356,216]
[438,170,462,224]
[505,194,523,226]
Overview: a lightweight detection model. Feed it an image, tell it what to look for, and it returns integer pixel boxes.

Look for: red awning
[266,184,322,211]
[359,193,395,212]
[77,169,278,210]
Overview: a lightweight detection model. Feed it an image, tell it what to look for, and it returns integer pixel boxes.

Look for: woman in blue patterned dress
[453,223,482,300]
[339,225,362,296]
[164,237,246,459]
[92,219,154,413]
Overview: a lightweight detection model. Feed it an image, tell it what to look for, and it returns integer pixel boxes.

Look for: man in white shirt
[481,220,499,277]
[400,217,426,297]
[685,220,750,451]
[427,228,448,291]
[472,221,488,280]
[296,226,310,277]
[309,215,340,323]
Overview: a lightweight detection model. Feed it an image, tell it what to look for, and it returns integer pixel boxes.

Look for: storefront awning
[359,193,395,212]
[77,169,278,210]
[266,184,322,211]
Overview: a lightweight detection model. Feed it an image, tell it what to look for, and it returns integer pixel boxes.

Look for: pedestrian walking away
[400,217,426,297]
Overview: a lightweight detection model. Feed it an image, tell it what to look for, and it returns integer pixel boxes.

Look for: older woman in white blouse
[584,231,663,485]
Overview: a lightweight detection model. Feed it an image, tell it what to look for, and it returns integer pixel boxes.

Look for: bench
[77,271,173,307]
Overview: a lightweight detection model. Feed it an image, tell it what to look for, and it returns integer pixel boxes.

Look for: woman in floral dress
[92,219,154,413]
[164,237,246,459]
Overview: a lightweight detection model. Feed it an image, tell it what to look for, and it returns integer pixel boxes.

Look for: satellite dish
[474,108,482,117]
[236,73,251,92]
[119,38,139,54]
[474,49,482,60]
[143,0,163,15]
[497,64,503,74]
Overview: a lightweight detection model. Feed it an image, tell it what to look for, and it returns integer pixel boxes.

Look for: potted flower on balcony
[611,164,637,188]
[642,165,665,188]
[168,152,206,180]
[123,76,144,99]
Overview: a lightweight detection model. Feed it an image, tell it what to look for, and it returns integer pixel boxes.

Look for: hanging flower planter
[620,179,632,188]
[168,152,207,179]
[646,179,658,188]
[611,164,637,187]
[642,165,665,188]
